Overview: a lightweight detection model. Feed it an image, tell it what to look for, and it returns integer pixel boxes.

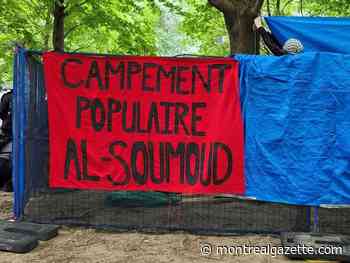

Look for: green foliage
[263,0,299,16]
[302,0,350,16]
[63,0,161,54]
[0,0,54,85]
[155,1,199,56]
[0,0,161,85]
[181,0,229,56]
[157,0,186,15]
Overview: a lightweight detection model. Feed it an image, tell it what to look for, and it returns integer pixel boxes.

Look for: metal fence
[12,48,350,235]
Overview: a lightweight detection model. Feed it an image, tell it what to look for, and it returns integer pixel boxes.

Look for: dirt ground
[0,191,337,263]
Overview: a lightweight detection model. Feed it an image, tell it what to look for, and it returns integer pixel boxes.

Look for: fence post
[312,207,320,233]
[12,47,27,219]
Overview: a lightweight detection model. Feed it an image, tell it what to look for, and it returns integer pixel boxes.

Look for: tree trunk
[224,11,258,54]
[209,0,264,54]
[53,0,65,51]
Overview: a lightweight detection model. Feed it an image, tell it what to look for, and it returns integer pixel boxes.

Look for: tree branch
[69,0,90,10]
[251,0,265,15]
[266,0,271,16]
[208,0,234,13]
[276,0,281,15]
[236,0,264,16]
[64,24,81,39]
[282,0,295,13]
[65,0,90,16]
[71,44,92,52]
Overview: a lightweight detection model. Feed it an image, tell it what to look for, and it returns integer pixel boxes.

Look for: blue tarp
[265,16,350,54]
[236,52,350,205]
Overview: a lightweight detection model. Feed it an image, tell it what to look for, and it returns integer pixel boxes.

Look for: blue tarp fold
[236,52,350,205]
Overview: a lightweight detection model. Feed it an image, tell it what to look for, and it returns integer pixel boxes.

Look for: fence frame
[10,47,323,234]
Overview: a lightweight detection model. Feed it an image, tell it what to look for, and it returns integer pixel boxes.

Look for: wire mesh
[20,53,350,235]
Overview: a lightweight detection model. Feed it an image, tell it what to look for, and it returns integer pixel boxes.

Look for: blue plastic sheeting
[235,52,350,205]
[265,16,350,54]
[13,47,28,218]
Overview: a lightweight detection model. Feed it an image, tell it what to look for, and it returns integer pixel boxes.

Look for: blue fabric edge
[13,47,27,219]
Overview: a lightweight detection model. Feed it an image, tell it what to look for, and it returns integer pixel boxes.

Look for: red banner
[43,52,244,194]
